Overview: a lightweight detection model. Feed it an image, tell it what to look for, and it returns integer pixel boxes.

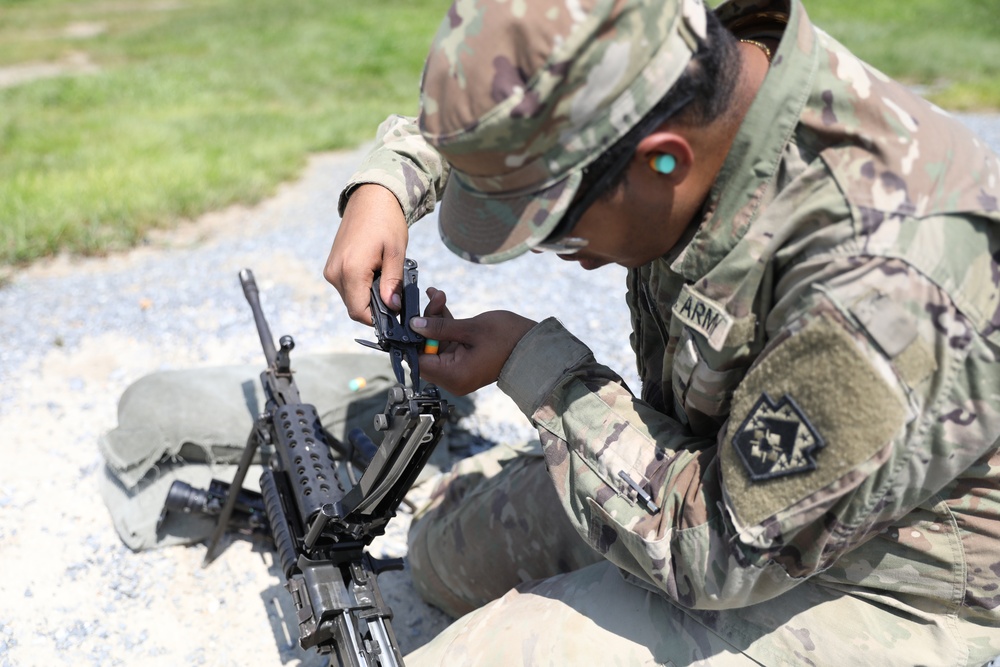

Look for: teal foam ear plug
[649,154,677,174]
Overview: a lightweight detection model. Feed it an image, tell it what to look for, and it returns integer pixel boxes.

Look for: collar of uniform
[668,0,819,283]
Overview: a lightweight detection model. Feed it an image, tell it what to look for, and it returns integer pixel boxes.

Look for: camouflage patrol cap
[419,0,708,264]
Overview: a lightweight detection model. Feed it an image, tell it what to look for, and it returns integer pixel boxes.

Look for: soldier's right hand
[324,184,409,326]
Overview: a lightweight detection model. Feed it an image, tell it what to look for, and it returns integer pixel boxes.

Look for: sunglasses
[533,235,589,254]
[532,150,632,255]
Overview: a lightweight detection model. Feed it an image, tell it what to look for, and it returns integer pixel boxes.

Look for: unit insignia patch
[732,392,825,481]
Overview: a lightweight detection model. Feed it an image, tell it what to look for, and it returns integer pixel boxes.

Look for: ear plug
[649,154,677,174]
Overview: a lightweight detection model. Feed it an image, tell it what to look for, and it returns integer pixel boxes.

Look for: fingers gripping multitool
[355,258,435,390]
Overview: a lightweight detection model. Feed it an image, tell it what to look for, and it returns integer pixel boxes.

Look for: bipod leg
[203,428,259,565]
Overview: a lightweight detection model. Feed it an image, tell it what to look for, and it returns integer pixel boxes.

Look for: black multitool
[355,258,426,390]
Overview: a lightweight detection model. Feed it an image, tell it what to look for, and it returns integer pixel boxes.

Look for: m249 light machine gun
[166,261,448,666]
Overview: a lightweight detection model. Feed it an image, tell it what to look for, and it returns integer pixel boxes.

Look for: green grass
[0,0,442,265]
[806,0,1000,111]
[1,0,998,266]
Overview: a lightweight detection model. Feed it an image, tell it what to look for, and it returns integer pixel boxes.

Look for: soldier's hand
[323,184,408,325]
[410,311,537,395]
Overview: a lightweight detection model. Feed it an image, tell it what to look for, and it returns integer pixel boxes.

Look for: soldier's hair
[578,11,741,200]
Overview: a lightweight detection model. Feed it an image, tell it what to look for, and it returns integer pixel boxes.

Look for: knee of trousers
[406,449,603,617]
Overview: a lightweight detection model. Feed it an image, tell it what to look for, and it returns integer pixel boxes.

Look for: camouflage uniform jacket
[342,0,1000,661]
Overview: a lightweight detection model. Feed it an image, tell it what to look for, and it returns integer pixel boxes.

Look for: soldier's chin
[560,255,609,271]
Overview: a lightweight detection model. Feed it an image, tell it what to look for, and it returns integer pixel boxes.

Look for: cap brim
[437,169,583,264]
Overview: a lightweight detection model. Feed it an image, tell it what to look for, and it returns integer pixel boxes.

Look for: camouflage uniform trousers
[405,443,759,666]
[405,443,978,667]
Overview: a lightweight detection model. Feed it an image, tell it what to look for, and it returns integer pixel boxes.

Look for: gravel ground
[1,112,997,667]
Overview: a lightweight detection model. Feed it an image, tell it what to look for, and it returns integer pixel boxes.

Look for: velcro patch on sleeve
[721,312,908,528]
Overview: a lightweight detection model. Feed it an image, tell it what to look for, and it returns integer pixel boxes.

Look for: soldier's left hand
[410,309,537,395]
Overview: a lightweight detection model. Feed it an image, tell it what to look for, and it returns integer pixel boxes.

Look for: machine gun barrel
[204,268,302,564]
[239,269,278,369]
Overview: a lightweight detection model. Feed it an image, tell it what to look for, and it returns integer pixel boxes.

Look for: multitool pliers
[355,258,434,390]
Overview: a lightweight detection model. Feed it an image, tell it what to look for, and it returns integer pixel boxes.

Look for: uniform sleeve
[337,115,450,225]
[498,258,1000,610]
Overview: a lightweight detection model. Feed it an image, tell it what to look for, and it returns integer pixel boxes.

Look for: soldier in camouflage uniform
[324,0,1000,664]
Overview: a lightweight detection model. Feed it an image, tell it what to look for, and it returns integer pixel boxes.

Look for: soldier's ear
[636,132,693,185]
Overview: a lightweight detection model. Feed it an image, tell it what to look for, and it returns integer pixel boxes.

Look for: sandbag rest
[98,353,473,551]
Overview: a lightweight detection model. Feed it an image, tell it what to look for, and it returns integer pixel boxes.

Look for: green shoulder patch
[721,312,908,528]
